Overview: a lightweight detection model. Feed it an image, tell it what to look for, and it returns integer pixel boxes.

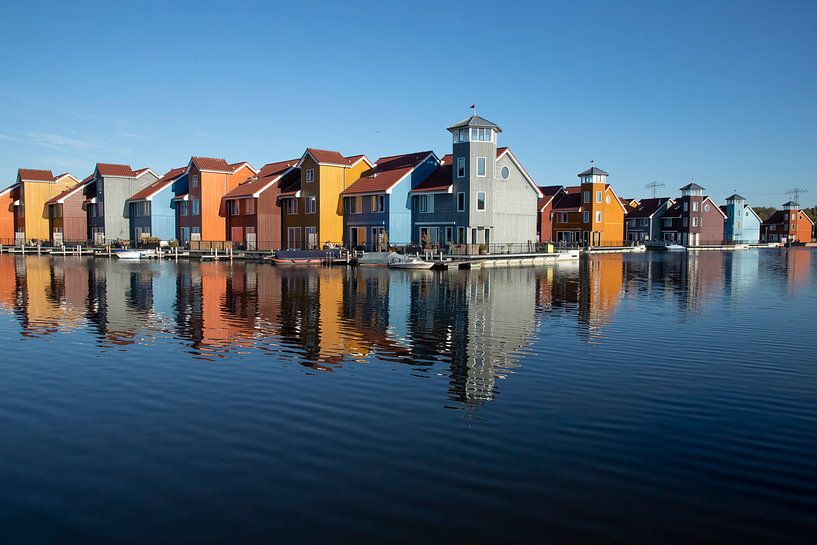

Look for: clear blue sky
[1,0,815,206]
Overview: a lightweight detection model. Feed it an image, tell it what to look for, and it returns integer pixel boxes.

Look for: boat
[388,256,435,270]
[268,249,345,265]
[356,252,401,266]
[662,244,686,252]
[113,249,143,260]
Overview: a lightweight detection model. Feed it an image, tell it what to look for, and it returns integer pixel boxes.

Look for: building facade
[342,151,438,250]
[550,167,627,246]
[660,183,726,245]
[760,201,815,243]
[537,185,564,243]
[127,167,187,244]
[0,185,15,244]
[222,159,299,250]
[84,164,159,244]
[45,175,94,245]
[722,194,761,244]
[12,169,78,243]
[625,197,674,242]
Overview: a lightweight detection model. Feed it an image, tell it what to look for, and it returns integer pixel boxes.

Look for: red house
[536,185,564,243]
[660,183,726,245]
[760,201,815,243]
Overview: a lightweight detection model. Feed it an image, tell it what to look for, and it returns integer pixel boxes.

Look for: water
[1,249,816,544]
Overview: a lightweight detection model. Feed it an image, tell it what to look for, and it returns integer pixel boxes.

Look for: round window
[500,166,510,180]
[704,204,710,212]
[606,196,611,204]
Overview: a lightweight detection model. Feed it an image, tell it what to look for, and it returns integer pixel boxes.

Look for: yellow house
[14,169,78,242]
[281,148,371,249]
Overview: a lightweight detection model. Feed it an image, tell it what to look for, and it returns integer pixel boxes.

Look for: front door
[287,227,301,249]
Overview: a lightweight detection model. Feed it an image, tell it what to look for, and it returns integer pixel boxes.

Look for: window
[583,211,590,223]
[458,226,466,243]
[284,198,297,215]
[191,175,199,188]
[693,201,699,212]
[457,192,465,212]
[476,191,486,211]
[418,194,434,213]
[457,157,465,178]
[348,196,358,214]
[596,191,602,203]
[606,195,611,204]
[692,217,699,227]
[663,218,672,227]
[476,157,486,177]
[230,200,240,216]
[458,129,466,142]
[595,211,602,223]
[246,199,255,215]
[306,169,315,183]
[683,217,688,227]
[683,202,688,212]
[500,166,510,180]
[583,191,590,203]
[143,202,150,217]
[445,226,453,243]
[704,204,710,212]
[640,218,648,227]
[179,201,188,216]
[372,194,385,213]
[192,199,200,215]
[558,212,568,223]
[306,196,317,214]
[471,128,478,141]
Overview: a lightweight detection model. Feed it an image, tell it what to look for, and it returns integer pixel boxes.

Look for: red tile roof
[127,167,186,202]
[97,163,136,177]
[191,157,231,172]
[342,151,434,196]
[411,154,453,193]
[45,174,94,205]
[223,160,299,199]
[304,148,369,167]
[496,146,508,157]
[18,168,55,182]
[133,167,152,177]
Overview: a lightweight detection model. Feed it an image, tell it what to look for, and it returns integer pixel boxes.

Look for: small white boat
[114,249,143,260]
[388,256,435,270]
[663,244,686,252]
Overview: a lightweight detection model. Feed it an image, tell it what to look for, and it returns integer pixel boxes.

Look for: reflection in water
[0,249,814,400]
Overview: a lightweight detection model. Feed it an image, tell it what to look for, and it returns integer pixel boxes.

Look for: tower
[578,166,609,246]
[725,193,746,242]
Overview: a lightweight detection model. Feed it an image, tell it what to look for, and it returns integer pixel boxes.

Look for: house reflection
[578,254,624,340]
[785,248,812,287]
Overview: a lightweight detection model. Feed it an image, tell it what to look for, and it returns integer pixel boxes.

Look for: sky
[1,0,815,206]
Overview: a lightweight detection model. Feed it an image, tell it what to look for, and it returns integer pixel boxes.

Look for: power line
[786,187,809,204]
[644,181,665,199]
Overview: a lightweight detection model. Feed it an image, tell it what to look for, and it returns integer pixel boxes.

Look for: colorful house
[0,184,15,245]
[410,115,541,251]
[536,185,564,243]
[176,157,256,247]
[722,193,761,244]
[12,169,79,243]
[280,149,372,250]
[222,159,299,250]
[624,197,674,242]
[126,167,187,244]
[45,175,94,245]
[760,201,815,243]
[660,183,726,245]
[341,151,439,250]
[83,164,159,244]
[550,167,627,246]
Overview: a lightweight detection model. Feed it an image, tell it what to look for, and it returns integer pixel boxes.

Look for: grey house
[625,197,674,242]
[410,115,541,251]
[85,163,158,244]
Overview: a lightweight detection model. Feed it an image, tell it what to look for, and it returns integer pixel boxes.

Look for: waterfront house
[176,157,257,247]
[624,197,674,242]
[12,169,79,243]
[550,167,627,246]
[537,185,565,243]
[222,159,299,250]
[760,201,815,243]
[84,164,159,244]
[126,167,187,244]
[45,174,94,245]
[660,183,726,245]
[410,115,541,251]
[722,194,761,244]
[341,151,439,250]
[280,148,372,249]
[0,184,15,244]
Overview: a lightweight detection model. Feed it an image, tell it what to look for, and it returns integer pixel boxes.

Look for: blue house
[126,167,187,244]
[341,151,439,250]
[722,193,761,244]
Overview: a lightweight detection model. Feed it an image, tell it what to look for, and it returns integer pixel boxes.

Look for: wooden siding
[20,178,76,242]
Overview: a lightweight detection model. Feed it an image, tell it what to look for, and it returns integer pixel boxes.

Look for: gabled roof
[782,201,799,207]
[296,148,373,169]
[54,173,79,184]
[627,197,673,219]
[127,167,186,202]
[447,115,502,132]
[1,184,19,197]
[96,163,136,177]
[538,186,564,212]
[411,155,453,194]
[133,167,158,179]
[496,147,542,197]
[679,182,706,191]
[46,174,94,205]
[277,172,302,198]
[18,168,55,182]
[342,151,437,196]
[187,157,256,175]
[578,166,609,177]
[552,186,583,211]
[223,159,299,199]
[764,208,815,225]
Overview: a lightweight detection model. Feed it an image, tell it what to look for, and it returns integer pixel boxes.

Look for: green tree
[753,206,777,221]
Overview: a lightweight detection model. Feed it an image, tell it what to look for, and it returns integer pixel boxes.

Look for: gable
[496,149,542,197]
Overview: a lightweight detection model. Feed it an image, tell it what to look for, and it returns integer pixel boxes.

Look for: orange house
[0,184,15,245]
[280,148,372,249]
[551,166,627,246]
[760,201,815,243]
[12,169,79,243]
[177,157,256,247]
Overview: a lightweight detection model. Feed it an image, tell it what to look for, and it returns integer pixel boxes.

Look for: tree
[753,206,777,221]
[803,206,817,223]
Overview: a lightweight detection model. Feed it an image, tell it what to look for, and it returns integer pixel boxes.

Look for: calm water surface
[1,249,816,544]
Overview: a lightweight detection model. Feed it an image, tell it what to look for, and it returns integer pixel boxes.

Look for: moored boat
[268,249,344,265]
[114,249,143,260]
[388,256,434,270]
